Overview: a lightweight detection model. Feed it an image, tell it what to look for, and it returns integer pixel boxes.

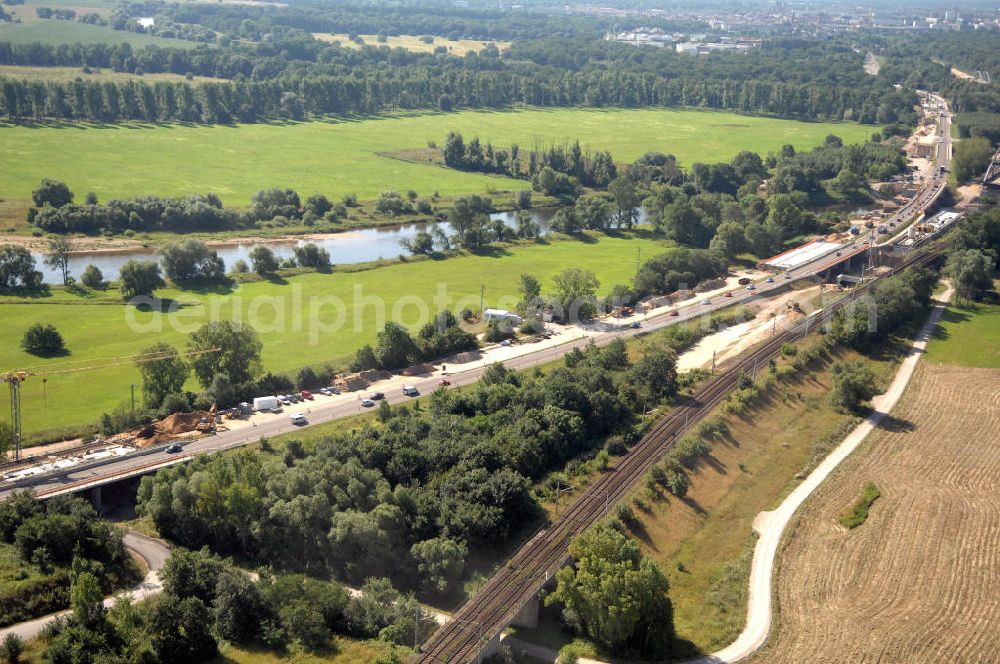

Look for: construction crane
[3,347,220,462]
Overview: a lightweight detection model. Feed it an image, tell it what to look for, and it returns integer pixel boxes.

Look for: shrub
[3,633,23,664]
[839,481,880,528]
[31,179,73,209]
[80,264,104,289]
[21,324,65,356]
[673,435,710,469]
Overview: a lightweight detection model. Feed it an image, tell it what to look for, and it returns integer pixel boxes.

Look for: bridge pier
[89,486,103,513]
[510,595,540,629]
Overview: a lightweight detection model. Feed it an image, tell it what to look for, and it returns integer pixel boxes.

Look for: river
[32,207,649,284]
[31,209,553,284]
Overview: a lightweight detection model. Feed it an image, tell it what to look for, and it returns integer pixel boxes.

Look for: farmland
[312,32,510,54]
[759,363,1000,662]
[0,19,201,47]
[0,233,670,442]
[0,108,873,204]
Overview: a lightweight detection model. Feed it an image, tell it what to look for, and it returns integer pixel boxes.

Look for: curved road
[0,530,170,641]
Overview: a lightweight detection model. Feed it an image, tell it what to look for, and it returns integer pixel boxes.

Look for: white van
[402,385,419,397]
[289,412,307,425]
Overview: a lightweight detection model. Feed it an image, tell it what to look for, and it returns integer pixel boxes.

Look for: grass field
[0,108,872,204]
[0,19,202,47]
[0,64,224,84]
[0,233,670,441]
[312,32,509,54]
[925,298,1000,368]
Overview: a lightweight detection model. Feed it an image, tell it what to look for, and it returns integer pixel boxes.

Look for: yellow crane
[3,347,220,462]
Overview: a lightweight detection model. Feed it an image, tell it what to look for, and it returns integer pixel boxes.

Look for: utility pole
[413,601,420,653]
[555,481,574,516]
[711,350,716,373]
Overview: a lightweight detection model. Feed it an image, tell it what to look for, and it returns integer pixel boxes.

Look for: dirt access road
[757,362,1000,662]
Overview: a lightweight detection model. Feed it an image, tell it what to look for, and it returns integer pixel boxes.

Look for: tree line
[0,70,911,125]
[27,179,349,235]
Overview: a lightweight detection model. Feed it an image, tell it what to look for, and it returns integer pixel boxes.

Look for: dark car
[165,443,183,454]
[370,391,385,400]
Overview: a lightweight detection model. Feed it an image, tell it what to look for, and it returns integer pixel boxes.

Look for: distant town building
[676,39,761,55]
[605,27,677,47]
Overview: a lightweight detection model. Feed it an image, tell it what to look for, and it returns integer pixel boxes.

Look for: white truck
[402,385,419,396]
[253,396,279,412]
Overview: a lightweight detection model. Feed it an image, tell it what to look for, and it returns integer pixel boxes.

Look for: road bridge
[984,144,1000,189]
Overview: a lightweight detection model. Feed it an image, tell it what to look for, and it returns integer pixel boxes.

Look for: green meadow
[926,298,1000,368]
[1,234,670,441]
[0,108,872,205]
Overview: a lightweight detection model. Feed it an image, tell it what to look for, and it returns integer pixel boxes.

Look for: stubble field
[759,362,1000,661]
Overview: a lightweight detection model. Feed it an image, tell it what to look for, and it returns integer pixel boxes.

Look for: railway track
[415,246,946,664]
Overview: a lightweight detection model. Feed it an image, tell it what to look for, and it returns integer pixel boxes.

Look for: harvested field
[761,363,1000,662]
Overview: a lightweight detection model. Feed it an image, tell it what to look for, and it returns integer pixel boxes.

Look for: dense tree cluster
[954,112,1000,144]
[138,346,675,592]
[827,266,937,351]
[35,544,429,663]
[547,522,675,657]
[443,131,616,190]
[32,192,235,234]
[0,245,42,290]
[633,248,728,298]
[952,136,995,184]
[351,315,478,372]
[0,494,136,626]
[627,136,905,255]
[0,26,918,125]
[161,239,226,282]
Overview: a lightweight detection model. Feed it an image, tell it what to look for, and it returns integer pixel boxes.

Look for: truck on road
[253,396,278,412]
